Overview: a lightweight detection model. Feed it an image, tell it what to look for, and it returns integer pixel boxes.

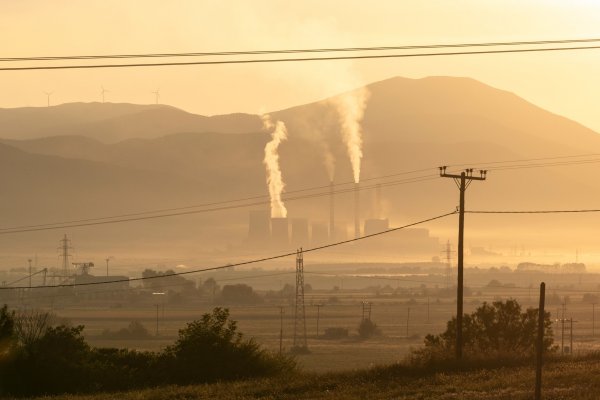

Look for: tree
[0,305,14,348]
[164,307,292,383]
[421,299,554,359]
[14,309,54,348]
[221,284,263,304]
[5,325,91,395]
[358,319,381,339]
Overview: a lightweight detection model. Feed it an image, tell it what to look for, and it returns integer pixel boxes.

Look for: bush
[220,284,263,304]
[101,321,151,340]
[412,299,554,364]
[5,325,91,395]
[163,307,294,383]
[322,327,348,340]
[358,319,381,339]
[0,305,294,396]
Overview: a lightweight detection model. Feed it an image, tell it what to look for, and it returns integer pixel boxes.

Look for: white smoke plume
[323,146,335,182]
[262,114,288,218]
[331,86,370,183]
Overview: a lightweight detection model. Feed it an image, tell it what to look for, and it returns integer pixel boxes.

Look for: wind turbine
[152,88,160,104]
[101,85,109,103]
[43,91,53,107]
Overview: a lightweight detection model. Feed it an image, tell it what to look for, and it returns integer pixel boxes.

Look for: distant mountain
[0,102,262,142]
[1,76,600,264]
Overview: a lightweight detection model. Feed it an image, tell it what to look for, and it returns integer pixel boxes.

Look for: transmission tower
[293,248,308,350]
[441,240,455,288]
[58,234,73,278]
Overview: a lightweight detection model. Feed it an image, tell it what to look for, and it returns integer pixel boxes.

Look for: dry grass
[15,356,600,400]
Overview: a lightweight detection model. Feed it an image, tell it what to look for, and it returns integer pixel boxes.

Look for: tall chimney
[354,182,360,239]
[329,181,335,241]
[375,183,382,219]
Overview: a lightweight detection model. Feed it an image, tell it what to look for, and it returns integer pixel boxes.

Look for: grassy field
[18,356,600,400]
[49,286,600,372]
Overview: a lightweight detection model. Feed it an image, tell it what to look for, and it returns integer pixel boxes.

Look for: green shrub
[164,307,294,383]
[358,319,381,339]
[412,299,554,365]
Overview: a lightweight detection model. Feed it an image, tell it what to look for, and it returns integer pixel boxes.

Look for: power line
[0,174,440,234]
[1,152,598,234]
[0,168,434,232]
[0,210,456,290]
[467,209,600,214]
[3,38,600,62]
[3,45,600,71]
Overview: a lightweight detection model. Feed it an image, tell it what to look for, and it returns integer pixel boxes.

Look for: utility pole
[315,304,323,338]
[427,297,430,324]
[593,303,596,337]
[406,307,411,337]
[279,306,284,355]
[156,304,159,336]
[561,302,566,355]
[535,282,545,400]
[570,317,573,355]
[439,167,487,359]
[105,258,110,276]
[28,259,32,288]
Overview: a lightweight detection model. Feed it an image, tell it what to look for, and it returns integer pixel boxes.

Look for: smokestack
[271,217,289,247]
[329,181,335,241]
[375,183,381,219]
[354,182,360,239]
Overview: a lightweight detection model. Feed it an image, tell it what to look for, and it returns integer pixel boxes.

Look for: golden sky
[2,1,600,130]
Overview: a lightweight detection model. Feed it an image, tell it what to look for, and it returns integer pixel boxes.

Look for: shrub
[358,319,381,339]
[5,325,91,395]
[220,284,263,304]
[413,299,554,364]
[101,320,151,340]
[163,307,294,384]
[323,327,349,340]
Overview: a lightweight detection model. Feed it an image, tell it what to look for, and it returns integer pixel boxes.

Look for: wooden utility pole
[561,302,566,355]
[315,304,323,338]
[279,306,284,355]
[535,282,545,400]
[439,167,487,359]
[406,307,411,337]
[592,303,596,337]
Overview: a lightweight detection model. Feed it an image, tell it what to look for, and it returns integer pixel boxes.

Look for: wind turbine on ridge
[101,85,109,103]
[152,88,160,104]
[43,91,53,107]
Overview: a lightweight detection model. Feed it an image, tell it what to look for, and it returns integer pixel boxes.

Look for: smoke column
[332,87,369,183]
[262,115,288,218]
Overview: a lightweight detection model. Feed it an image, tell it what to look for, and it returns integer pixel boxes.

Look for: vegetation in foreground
[0,299,563,398]
[0,306,294,396]
[13,353,600,400]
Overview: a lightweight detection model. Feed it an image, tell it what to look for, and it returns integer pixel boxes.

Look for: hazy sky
[3,1,600,130]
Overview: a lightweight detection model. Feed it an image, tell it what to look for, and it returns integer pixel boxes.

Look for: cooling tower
[271,217,289,247]
[291,218,309,247]
[364,218,389,236]
[248,210,271,244]
[311,222,329,246]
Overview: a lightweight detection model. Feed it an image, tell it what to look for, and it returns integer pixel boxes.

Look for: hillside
[0,102,262,142]
[1,76,600,264]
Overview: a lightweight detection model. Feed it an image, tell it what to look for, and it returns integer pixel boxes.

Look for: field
[48,283,600,373]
